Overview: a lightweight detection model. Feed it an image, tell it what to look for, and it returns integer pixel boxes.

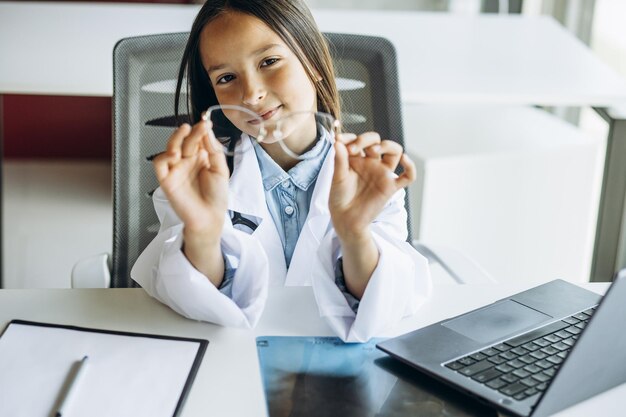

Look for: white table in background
[0,282,620,416]
[403,104,603,284]
[2,3,625,103]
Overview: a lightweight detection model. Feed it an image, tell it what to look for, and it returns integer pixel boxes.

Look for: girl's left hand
[329,132,417,242]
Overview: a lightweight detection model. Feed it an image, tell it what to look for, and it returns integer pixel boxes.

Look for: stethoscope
[225,138,258,233]
[230,211,258,233]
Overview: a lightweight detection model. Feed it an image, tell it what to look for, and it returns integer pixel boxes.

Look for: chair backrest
[324,33,412,240]
[112,32,411,288]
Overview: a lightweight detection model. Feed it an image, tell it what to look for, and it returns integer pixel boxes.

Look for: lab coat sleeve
[311,188,432,343]
[130,188,269,328]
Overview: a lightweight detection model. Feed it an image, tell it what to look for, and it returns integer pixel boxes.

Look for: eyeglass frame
[201,104,341,161]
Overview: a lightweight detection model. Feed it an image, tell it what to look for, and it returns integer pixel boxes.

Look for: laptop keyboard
[444,307,596,402]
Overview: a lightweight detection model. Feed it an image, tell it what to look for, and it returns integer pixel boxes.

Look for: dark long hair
[174,0,340,126]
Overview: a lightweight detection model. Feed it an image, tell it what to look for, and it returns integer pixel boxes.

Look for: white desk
[1,1,625,281]
[0,2,199,97]
[0,283,622,416]
[315,10,626,106]
[2,2,626,104]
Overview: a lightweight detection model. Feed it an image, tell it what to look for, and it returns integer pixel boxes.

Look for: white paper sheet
[0,321,206,417]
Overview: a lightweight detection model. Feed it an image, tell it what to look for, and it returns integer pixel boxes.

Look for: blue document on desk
[256,336,495,417]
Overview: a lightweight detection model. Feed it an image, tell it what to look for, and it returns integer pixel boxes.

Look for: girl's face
[199,11,319,156]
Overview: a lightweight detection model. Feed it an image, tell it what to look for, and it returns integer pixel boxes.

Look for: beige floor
[2,160,112,288]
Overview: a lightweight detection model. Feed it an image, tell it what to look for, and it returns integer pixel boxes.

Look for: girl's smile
[199,11,319,167]
[256,106,282,122]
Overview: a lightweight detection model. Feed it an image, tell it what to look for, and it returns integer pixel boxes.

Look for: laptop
[377,269,626,417]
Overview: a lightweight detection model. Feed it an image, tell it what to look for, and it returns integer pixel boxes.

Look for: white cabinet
[404,104,604,283]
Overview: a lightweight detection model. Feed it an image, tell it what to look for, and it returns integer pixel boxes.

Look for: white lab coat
[131,136,432,342]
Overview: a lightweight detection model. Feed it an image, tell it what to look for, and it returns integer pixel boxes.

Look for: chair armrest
[71,253,112,288]
[412,241,496,284]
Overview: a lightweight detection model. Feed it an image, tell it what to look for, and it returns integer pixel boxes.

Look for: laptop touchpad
[442,300,551,344]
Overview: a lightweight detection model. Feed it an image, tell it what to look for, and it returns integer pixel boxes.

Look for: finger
[363,144,382,159]
[201,118,229,176]
[346,131,381,156]
[153,124,192,177]
[336,132,357,145]
[166,123,192,156]
[154,130,202,181]
[201,118,223,155]
[181,121,208,158]
[146,151,166,162]
[379,140,403,170]
[204,133,230,177]
[394,153,417,189]
[332,140,351,182]
[202,118,224,153]
[152,152,172,182]
[153,146,194,181]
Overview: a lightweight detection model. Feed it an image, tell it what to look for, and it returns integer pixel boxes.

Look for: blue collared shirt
[219,128,359,312]
[251,134,331,267]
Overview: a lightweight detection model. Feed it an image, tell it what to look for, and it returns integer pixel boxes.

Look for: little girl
[131,0,431,342]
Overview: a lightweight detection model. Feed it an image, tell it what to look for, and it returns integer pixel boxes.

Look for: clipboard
[0,320,208,417]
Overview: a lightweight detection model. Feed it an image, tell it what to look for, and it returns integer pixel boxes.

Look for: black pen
[56,355,89,417]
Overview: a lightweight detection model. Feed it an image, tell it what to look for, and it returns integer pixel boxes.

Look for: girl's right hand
[152,120,230,243]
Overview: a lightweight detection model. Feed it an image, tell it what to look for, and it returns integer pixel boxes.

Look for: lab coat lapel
[285,147,335,286]
[227,136,265,219]
[228,136,287,285]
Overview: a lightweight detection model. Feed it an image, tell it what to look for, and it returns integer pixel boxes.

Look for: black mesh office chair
[72,32,491,288]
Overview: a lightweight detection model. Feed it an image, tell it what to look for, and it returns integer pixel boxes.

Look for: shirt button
[281,180,291,189]
[284,206,294,216]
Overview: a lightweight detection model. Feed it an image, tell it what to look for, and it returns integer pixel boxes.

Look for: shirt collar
[252,125,332,192]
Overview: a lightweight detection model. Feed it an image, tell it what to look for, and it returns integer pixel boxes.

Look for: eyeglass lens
[205,106,337,160]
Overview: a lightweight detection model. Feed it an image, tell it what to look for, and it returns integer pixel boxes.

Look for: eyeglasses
[201,104,341,161]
